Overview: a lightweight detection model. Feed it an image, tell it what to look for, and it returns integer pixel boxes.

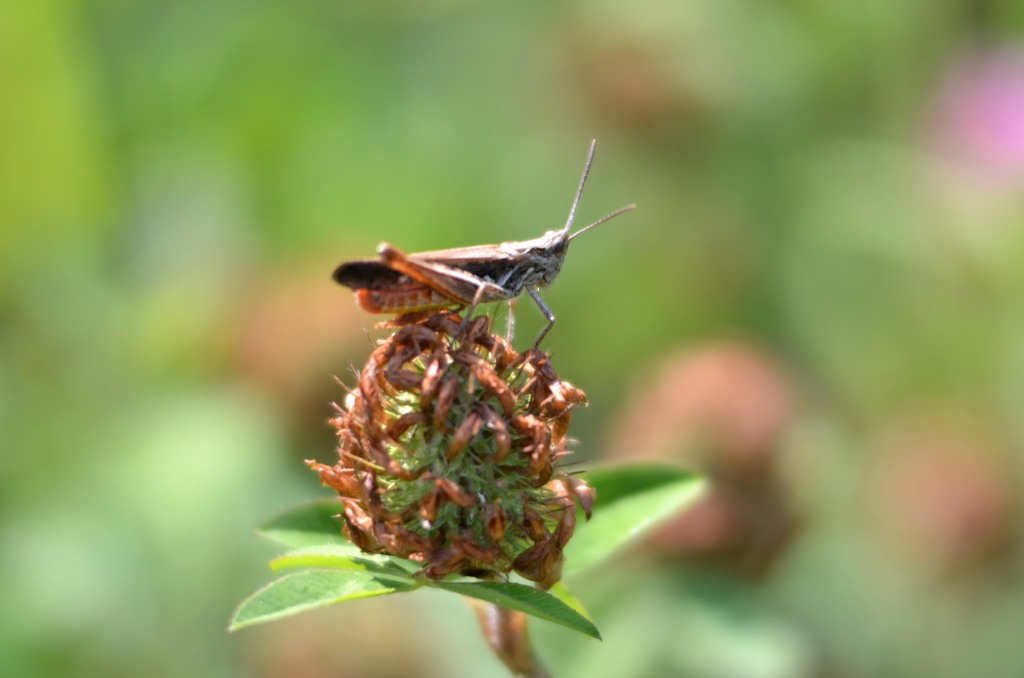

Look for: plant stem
[469,600,552,678]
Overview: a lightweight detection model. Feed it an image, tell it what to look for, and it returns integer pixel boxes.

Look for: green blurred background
[4,1,1024,676]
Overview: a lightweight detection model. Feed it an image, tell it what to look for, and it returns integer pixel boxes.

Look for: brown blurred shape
[232,255,368,432]
[607,341,798,577]
[870,410,1016,574]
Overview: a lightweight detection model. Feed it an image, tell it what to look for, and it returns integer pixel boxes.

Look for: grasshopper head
[523,140,633,289]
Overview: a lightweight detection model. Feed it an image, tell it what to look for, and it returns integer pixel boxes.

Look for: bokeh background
[4,1,1024,676]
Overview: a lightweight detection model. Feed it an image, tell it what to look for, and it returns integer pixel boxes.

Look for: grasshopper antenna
[560,139,598,237]
[562,139,636,241]
[569,202,637,241]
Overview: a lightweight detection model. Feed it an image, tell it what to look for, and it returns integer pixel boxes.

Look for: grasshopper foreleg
[459,282,491,337]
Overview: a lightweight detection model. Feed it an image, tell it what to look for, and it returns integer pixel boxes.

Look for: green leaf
[235,465,701,634]
[271,544,420,578]
[433,580,601,640]
[564,465,706,574]
[548,580,594,623]
[258,498,351,548]
[228,569,416,631]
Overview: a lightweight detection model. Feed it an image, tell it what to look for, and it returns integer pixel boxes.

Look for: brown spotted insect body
[333,139,635,346]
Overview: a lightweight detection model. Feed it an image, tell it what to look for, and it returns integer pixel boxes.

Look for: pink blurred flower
[931,48,1024,184]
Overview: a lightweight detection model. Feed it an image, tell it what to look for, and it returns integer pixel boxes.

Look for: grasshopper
[332,139,635,346]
